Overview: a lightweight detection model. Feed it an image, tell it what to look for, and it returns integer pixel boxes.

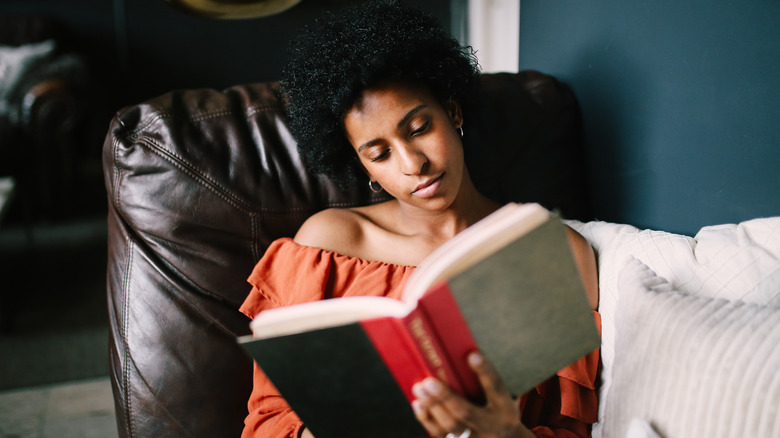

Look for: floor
[0,213,116,437]
[0,377,118,438]
[0,217,110,389]
[0,135,117,436]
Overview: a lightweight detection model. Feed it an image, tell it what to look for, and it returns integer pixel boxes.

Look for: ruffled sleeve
[239,238,415,438]
[519,310,601,438]
[240,237,415,318]
[240,238,330,318]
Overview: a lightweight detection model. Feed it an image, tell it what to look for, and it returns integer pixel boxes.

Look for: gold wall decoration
[163,0,302,19]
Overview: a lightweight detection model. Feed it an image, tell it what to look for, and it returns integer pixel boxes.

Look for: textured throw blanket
[567,217,780,438]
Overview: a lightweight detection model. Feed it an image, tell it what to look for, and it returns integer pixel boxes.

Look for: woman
[239,2,600,437]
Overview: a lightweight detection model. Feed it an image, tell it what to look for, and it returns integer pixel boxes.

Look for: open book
[238,203,600,438]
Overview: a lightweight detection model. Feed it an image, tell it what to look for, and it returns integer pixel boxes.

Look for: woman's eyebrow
[357,139,382,152]
[397,105,427,129]
[357,104,429,152]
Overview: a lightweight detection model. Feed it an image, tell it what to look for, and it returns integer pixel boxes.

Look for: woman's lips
[411,173,444,198]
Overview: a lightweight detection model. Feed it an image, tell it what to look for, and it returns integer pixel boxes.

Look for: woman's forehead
[348,81,437,116]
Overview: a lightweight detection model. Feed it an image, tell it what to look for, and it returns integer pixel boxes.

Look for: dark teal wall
[518,0,780,235]
[1,0,451,110]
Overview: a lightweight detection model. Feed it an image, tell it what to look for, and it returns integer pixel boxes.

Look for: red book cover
[416,282,483,402]
[358,317,435,403]
[360,297,474,403]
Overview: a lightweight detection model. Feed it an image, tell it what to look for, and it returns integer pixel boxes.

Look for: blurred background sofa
[0,15,95,222]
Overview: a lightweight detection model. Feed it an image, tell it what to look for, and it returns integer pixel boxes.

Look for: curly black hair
[280,0,481,188]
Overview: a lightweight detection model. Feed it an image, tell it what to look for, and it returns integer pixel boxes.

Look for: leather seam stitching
[123,237,135,438]
[245,104,282,118]
[135,136,254,213]
[251,214,260,262]
[130,136,364,213]
[122,105,280,138]
[112,136,122,208]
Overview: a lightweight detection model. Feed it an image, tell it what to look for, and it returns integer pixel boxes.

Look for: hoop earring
[458,125,464,137]
[368,180,383,193]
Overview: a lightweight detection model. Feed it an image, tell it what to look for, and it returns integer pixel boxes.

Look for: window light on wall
[452,0,520,73]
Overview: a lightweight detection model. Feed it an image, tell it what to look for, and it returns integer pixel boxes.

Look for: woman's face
[343,81,466,211]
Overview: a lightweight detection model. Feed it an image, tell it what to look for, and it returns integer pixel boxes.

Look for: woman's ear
[446,100,464,129]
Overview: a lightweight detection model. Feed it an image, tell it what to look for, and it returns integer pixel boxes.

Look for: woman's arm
[564,226,599,310]
[241,363,306,438]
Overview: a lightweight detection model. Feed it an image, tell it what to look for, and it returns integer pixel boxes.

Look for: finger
[412,399,449,437]
[413,379,470,435]
[468,352,513,404]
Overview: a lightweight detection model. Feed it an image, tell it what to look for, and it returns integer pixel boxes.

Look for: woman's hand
[411,352,535,438]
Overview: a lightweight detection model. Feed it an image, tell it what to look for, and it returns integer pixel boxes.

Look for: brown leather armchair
[103,71,590,438]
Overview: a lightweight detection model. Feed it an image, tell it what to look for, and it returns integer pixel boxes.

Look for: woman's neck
[394,187,501,243]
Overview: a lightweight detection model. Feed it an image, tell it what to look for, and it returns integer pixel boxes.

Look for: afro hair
[280,0,481,188]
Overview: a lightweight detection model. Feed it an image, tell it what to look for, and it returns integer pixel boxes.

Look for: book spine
[360,312,466,404]
[359,317,437,403]
[416,282,483,403]
[404,310,466,396]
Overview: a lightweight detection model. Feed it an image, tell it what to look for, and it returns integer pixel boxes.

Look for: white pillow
[602,257,780,438]
[565,217,780,437]
[624,419,662,438]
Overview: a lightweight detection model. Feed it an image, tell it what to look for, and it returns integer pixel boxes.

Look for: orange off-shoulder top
[239,238,601,438]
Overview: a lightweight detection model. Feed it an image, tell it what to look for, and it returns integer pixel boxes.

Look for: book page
[442,217,599,396]
[246,296,411,340]
[402,203,549,303]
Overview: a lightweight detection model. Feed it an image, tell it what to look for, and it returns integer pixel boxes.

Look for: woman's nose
[397,146,428,175]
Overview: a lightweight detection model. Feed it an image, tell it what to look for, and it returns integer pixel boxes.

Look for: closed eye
[411,121,430,136]
[370,149,390,162]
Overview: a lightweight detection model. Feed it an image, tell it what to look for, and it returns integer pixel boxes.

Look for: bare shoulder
[564,226,600,310]
[293,208,366,254]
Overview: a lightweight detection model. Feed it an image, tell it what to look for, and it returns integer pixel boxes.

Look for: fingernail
[412,382,427,398]
[424,378,442,395]
[411,400,423,414]
[468,352,484,366]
